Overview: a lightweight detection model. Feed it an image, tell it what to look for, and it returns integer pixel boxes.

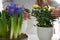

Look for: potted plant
[0,2,28,40]
[32,4,56,40]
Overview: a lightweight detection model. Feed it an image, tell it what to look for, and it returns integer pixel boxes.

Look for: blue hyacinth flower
[7,2,16,16]
[7,8,15,16]
[16,6,23,17]
[9,2,16,8]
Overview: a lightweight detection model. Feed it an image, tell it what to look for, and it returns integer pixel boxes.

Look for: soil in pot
[17,33,28,40]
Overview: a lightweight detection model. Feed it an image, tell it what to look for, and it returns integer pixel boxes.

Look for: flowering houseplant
[32,4,56,27]
[0,2,29,40]
[32,4,56,40]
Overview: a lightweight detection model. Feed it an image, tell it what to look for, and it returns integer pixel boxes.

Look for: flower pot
[37,27,53,40]
[17,33,28,40]
[51,19,60,40]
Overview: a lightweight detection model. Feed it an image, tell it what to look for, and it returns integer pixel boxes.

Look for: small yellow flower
[43,6,48,8]
[50,7,55,11]
[33,4,41,9]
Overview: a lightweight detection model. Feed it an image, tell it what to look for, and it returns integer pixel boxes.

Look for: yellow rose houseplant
[32,4,56,40]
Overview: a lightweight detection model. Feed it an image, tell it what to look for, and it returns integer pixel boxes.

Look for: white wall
[21,16,37,34]
[0,0,3,12]
[14,0,36,10]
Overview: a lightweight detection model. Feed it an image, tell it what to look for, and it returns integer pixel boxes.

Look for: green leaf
[0,10,8,36]
[10,13,18,39]
[32,6,56,27]
[14,13,23,38]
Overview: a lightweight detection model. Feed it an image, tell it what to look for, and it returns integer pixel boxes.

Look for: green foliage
[0,10,10,36]
[32,6,56,27]
[13,13,23,38]
[10,12,23,39]
[0,10,23,39]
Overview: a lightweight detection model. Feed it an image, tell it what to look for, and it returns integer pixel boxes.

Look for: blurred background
[1,0,60,40]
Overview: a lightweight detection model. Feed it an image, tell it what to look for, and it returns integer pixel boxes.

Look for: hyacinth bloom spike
[7,2,24,39]
[7,2,16,16]
[7,8,15,16]
[16,6,23,17]
[9,2,16,8]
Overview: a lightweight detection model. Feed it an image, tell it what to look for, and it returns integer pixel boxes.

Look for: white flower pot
[37,27,53,40]
[52,19,60,40]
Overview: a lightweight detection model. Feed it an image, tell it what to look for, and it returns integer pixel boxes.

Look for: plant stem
[10,16,14,39]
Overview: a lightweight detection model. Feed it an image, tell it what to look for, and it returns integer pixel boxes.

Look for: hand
[51,6,60,17]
